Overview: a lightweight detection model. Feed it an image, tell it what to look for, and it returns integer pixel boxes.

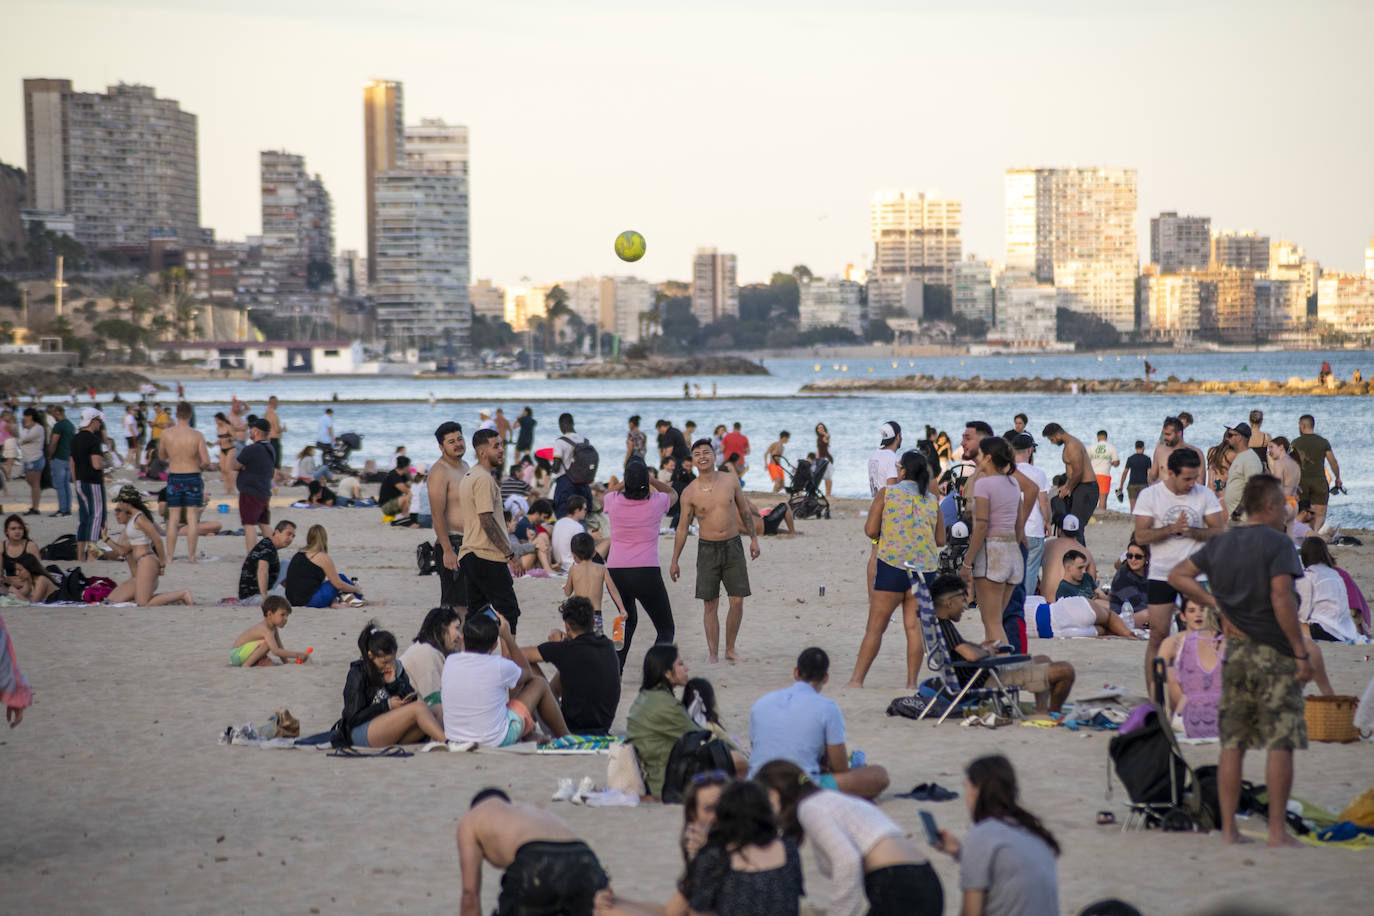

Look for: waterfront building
[993,283,1057,347]
[1150,212,1211,273]
[363,79,404,284]
[866,276,925,320]
[691,248,739,323]
[952,258,998,325]
[257,150,334,318]
[599,276,651,345]
[1141,267,1202,340]
[1268,240,1320,297]
[1254,278,1307,337]
[156,339,364,373]
[870,190,962,285]
[23,78,203,250]
[504,286,547,332]
[404,119,468,178]
[1317,274,1374,336]
[798,277,862,335]
[1211,230,1269,273]
[469,279,506,321]
[1052,260,1137,332]
[184,242,250,303]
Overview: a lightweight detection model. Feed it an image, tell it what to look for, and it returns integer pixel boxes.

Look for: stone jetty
[551,355,769,379]
[800,373,1372,396]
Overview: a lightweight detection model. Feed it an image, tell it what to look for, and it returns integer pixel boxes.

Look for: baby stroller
[1108,658,1216,832]
[785,457,830,520]
[322,432,363,477]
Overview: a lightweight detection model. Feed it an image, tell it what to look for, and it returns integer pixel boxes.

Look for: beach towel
[1336,567,1370,630]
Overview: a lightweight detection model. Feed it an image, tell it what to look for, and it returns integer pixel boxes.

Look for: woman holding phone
[330,620,446,749]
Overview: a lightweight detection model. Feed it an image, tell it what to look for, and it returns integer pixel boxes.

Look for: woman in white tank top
[106,487,193,607]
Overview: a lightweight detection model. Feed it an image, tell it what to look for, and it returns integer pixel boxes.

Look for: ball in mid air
[614,230,646,262]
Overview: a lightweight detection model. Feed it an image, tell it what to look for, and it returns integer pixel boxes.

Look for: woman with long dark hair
[848,450,944,689]
[755,759,942,916]
[680,780,804,916]
[1108,540,1150,629]
[332,620,446,748]
[2,514,41,584]
[105,487,193,606]
[625,644,698,800]
[961,437,1025,648]
[399,606,461,706]
[604,458,677,670]
[934,755,1059,916]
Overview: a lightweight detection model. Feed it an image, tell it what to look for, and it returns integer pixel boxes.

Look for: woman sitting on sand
[1160,598,1224,738]
[283,524,368,608]
[399,605,461,706]
[679,780,804,916]
[105,487,194,607]
[293,446,329,485]
[2,514,41,586]
[1108,540,1150,630]
[848,449,943,689]
[934,755,1060,916]
[1296,537,1366,643]
[756,759,943,916]
[329,620,446,749]
[4,554,58,603]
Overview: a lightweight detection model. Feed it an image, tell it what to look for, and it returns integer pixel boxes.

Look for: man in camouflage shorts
[1169,474,1313,848]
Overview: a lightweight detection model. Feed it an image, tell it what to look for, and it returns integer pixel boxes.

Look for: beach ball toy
[614,230,646,262]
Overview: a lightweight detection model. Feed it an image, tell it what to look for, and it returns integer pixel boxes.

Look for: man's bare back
[459,800,577,868]
[161,421,209,474]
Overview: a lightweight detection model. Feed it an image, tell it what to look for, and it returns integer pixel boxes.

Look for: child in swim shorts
[230,596,310,666]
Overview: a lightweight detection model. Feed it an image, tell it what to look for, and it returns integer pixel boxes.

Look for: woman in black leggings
[603,459,677,671]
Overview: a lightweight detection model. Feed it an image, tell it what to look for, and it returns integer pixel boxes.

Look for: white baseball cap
[81,406,105,426]
[879,421,901,445]
[1061,514,1081,532]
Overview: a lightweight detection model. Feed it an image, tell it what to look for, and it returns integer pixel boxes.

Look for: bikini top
[125,515,151,547]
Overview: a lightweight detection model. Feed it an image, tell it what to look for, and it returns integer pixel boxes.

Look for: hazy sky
[4,0,1372,285]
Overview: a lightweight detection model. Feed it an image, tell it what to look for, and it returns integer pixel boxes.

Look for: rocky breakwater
[551,355,769,379]
[3,365,157,397]
[800,373,1374,397]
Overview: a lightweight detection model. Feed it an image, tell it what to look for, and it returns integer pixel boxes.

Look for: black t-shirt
[1190,524,1303,655]
[658,427,690,463]
[71,429,103,484]
[515,415,536,449]
[378,470,407,505]
[536,633,620,734]
[284,552,327,606]
[1124,452,1152,486]
[236,441,276,499]
[937,618,975,686]
[239,537,280,598]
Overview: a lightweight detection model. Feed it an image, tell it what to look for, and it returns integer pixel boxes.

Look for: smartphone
[480,606,498,622]
[919,810,940,847]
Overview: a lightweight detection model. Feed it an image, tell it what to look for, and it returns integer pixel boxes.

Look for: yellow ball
[614,230,646,262]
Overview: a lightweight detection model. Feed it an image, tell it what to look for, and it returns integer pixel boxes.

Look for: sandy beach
[2,473,1370,915]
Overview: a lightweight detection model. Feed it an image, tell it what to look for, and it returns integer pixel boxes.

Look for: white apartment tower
[405,119,469,178]
[799,278,863,335]
[1150,212,1211,273]
[953,258,998,325]
[1005,167,1138,331]
[870,190,962,285]
[691,248,739,323]
[468,280,506,321]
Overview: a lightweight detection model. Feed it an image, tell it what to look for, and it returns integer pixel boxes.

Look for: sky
[4,0,1372,286]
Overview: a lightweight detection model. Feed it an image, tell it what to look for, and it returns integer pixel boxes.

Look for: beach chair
[913,590,1033,725]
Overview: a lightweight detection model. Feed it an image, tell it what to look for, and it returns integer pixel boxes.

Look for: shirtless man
[264,395,285,472]
[457,788,609,916]
[1148,415,1206,486]
[427,420,470,613]
[1041,423,1096,543]
[764,430,790,492]
[670,439,760,662]
[159,401,211,564]
[228,397,249,451]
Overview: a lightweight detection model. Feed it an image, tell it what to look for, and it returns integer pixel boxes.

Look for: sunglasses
[691,770,730,785]
[1126,552,1146,560]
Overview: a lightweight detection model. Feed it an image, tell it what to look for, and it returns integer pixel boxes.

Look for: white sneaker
[552,778,576,802]
[570,776,597,805]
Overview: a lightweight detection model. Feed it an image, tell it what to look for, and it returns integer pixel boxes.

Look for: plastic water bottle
[1119,600,1134,632]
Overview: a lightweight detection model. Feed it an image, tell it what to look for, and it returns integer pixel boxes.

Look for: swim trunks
[496,840,609,916]
[768,463,784,482]
[166,472,204,509]
[229,640,262,667]
[695,535,751,600]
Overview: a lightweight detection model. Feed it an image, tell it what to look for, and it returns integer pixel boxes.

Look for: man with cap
[477,409,497,432]
[1222,422,1263,519]
[71,406,107,561]
[867,422,901,497]
[233,418,278,555]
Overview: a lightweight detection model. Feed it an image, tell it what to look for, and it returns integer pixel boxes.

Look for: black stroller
[321,432,363,477]
[1108,658,1216,832]
[785,457,830,520]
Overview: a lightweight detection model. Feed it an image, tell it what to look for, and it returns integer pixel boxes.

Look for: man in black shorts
[457,429,524,631]
[457,788,610,916]
[428,421,469,612]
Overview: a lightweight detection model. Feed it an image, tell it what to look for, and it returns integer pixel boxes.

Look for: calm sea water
[103,348,1373,525]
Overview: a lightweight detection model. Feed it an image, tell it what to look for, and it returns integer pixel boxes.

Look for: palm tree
[542,284,573,356]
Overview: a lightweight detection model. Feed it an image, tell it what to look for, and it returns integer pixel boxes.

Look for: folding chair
[914,595,1034,726]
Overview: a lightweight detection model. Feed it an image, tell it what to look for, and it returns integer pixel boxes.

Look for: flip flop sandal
[1096,811,1117,825]
[328,746,365,758]
[896,782,960,802]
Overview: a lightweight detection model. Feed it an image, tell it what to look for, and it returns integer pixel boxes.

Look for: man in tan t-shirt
[458,429,525,631]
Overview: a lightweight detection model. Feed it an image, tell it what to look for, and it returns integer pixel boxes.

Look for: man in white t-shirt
[1088,430,1119,510]
[551,411,591,519]
[441,609,568,747]
[1131,446,1225,688]
[867,421,901,496]
[316,408,334,449]
[550,496,589,571]
[1013,433,1051,595]
[122,405,140,468]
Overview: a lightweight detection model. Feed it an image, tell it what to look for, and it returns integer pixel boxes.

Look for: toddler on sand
[563,533,626,647]
[230,595,311,667]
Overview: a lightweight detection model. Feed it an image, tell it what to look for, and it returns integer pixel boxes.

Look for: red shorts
[1096,474,1111,495]
[768,463,784,481]
[239,493,271,526]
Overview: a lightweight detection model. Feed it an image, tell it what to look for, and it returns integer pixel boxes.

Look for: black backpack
[40,534,78,561]
[416,541,436,576]
[660,730,734,804]
[559,436,600,485]
[52,566,88,603]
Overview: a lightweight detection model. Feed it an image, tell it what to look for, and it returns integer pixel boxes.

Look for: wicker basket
[1305,694,1360,743]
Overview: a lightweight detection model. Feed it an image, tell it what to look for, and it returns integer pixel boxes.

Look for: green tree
[541,284,573,354]
[864,318,894,343]
[1055,308,1119,349]
[796,325,860,346]
[768,272,801,315]
[791,264,813,282]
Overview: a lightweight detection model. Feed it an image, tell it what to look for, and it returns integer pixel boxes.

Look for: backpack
[52,567,88,603]
[416,541,436,576]
[559,436,600,485]
[660,730,734,804]
[40,534,78,561]
[82,576,118,604]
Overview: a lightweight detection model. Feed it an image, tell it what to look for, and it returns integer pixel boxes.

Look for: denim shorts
[350,721,371,747]
[23,456,46,473]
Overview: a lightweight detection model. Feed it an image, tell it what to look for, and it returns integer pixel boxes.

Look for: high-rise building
[1365,237,1374,280]
[468,279,506,321]
[993,284,1057,346]
[363,79,404,285]
[23,79,202,250]
[1254,278,1307,337]
[372,172,470,351]
[405,119,469,177]
[953,258,998,325]
[1141,267,1202,339]
[870,190,962,285]
[691,248,739,323]
[1317,274,1374,335]
[798,278,862,335]
[258,150,334,315]
[866,276,925,320]
[1150,212,1211,273]
[599,276,651,345]
[1211,231,1269,273]
[1004,167,1138,331]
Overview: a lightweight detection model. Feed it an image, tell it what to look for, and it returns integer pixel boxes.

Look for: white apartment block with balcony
[1150,212,1211,273]
[870,190,962,285]
[953,258,998,324]
[992,284,1057,347]
[1317,274,1374,336]
[691,248,739,323]
[404,119,469,178]
[1211,230,1269,273]
[866,276,924,319]
[1254,278,1307,336]
[468,279,505,321]
[1268,240,1320,297]
[1141,271,1202,339]
[1052,260,1137,332]
[799,278,862,335]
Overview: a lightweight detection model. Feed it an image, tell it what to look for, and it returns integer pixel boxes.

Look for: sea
[103,348,1374,525]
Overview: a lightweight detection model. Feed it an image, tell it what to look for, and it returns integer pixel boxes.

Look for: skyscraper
[405,119,469,177]
[869,190,962,285]
[1211,231,1269,273]
[1005,167,1138,331]
[952,258,998,325]
[691,248,739,323]
[23,79,202,250]
[1150,212,1211,273]
[363,79,404,285]
[256,150,334,318]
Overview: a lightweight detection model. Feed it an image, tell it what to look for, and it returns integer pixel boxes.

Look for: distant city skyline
[4,0,1371,284]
